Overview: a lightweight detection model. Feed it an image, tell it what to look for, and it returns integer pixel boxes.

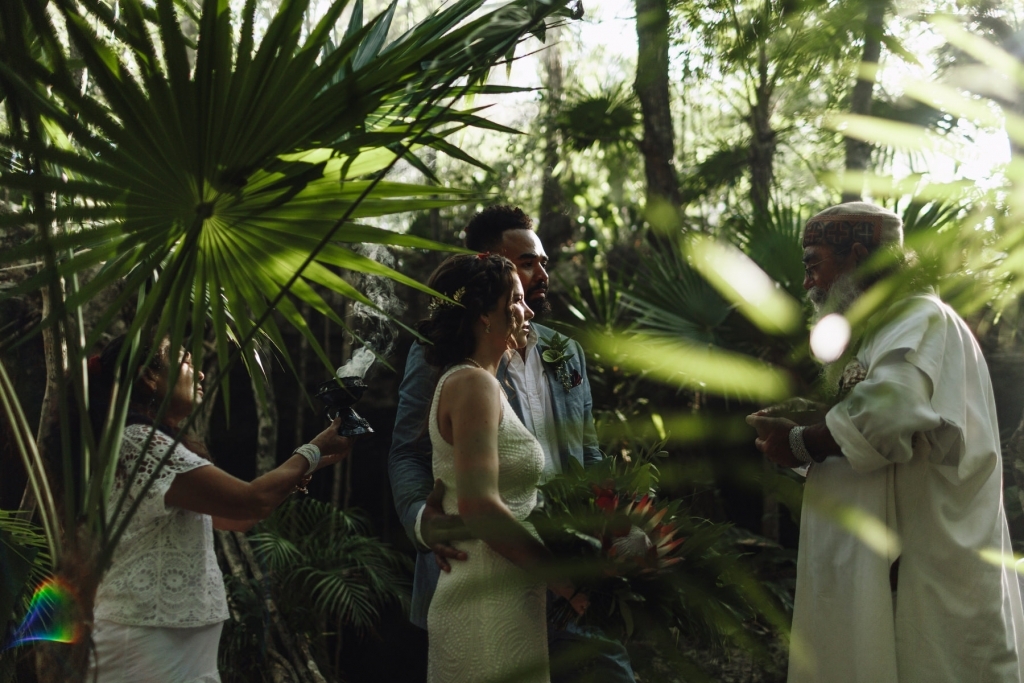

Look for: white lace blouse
[93,424,229,628]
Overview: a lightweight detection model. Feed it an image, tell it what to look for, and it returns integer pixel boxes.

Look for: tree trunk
[216,530,332,683]
[20,284,67,516]
[34,530,99,683]
[748,44,775,231]
[293,302,312,447]
[747,42,779,541]
[842,0,887,203]
[27,12,86,508]
[22,112,68,521]
[537,27,573,250]
[634,0,682,226]
[424,148,443,243]
[337,296,354,509]
[252,344,279,476]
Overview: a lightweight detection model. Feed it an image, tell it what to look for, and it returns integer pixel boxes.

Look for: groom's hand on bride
[550,581,589,616]
[422,478,470,572]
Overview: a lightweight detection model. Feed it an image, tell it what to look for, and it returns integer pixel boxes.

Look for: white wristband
[789,426,812,465]
[293,443,321,474]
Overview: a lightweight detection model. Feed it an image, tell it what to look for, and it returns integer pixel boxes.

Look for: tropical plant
[218,498,411,678]
[0,513,50,683]
[595,190,978,402]
[0,513,49,631]
[249,498,410,635]
[0,0,582,678]
[530,442,789,676]
[672,0,859,218]
[558,86,639,154]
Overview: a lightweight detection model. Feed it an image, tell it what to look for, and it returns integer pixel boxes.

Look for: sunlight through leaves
[686,237,802,336]
[587,332,792,401]
[809,314,851,364]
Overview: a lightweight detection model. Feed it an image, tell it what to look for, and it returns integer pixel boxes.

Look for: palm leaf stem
[0,360,60,563]
[22,101,77,556]
[101,219,210,565]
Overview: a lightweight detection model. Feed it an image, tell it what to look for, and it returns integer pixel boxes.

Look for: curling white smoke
[337,346,375,379]
[335,243,406,379]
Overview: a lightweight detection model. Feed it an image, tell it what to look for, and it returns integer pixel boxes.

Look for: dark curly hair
[45,332,208,517]
[416,253,517,368]
[78,334,208,454]
[464,205,533,252]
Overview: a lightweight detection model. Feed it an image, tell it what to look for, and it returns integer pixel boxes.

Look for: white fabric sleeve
[129,427,211,518]
[414,502,428,549]
[826,349,945,474]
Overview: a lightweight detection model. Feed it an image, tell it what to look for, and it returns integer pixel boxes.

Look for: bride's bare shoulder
[443,366,499,393]
[442,370,501,409]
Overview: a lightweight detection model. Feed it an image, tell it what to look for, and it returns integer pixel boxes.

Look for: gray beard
[809,272,862,324]
[809,273,863,396]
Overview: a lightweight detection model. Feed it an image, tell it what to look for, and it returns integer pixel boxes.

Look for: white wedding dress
[426,363,550,683]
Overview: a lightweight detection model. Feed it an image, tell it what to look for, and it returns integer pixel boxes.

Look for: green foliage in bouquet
[529,445,788,657]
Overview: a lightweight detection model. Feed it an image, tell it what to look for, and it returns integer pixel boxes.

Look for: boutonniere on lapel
[541,333,583,392]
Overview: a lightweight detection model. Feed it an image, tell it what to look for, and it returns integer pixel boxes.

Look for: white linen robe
[789,293,1024,683]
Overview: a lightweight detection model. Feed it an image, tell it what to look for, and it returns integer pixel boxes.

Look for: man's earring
[485,322,492,334]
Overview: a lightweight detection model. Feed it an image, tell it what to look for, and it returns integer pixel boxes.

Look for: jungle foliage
[5,0,1024,680]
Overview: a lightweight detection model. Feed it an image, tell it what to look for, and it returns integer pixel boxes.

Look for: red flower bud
[595,493,619,512]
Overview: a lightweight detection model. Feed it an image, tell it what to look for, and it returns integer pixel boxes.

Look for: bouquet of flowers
[529,445,782,650]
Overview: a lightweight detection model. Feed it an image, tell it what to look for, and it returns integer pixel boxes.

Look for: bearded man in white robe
[747,202,1024,683]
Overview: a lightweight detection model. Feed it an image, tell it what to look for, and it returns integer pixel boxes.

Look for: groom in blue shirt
[388,205,634,682]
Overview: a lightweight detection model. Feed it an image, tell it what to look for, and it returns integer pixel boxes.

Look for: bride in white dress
[417,253,587,683]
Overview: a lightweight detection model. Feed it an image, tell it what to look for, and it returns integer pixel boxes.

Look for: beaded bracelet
[293,443,321,475]
[789,426,813,465]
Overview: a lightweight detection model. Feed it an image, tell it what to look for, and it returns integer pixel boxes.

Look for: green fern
[249,499,411,636]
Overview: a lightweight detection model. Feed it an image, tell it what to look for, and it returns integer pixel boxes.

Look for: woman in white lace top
[416,254,587,683]
[85,334,352,683]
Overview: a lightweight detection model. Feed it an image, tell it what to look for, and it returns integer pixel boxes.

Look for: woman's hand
[169,417,350,521]
[309,416,353,470]
[550,580,589,615]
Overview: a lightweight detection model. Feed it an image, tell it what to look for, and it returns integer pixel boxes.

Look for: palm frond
[621,246,733,345]
[0,0,580,581]
[250,499,411,635]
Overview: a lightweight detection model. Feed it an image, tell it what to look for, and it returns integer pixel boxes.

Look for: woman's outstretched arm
[165,416,351,521]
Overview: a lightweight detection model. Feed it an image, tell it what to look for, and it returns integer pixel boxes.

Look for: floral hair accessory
[428,286,466,313]
[477,252,490,260]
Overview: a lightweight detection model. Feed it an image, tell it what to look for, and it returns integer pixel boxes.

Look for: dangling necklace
[464,358,483,369]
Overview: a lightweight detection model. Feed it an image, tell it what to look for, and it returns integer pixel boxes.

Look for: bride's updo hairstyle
[417,253,517,368]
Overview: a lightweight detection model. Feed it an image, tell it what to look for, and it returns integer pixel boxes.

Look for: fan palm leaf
[1,0,579,373]
[0,0,579,593]
[620,245,733,345]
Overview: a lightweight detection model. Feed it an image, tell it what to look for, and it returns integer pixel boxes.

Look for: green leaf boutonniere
[541,333,575,392]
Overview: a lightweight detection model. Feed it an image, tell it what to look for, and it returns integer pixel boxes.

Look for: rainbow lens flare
[2,578,80,651]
